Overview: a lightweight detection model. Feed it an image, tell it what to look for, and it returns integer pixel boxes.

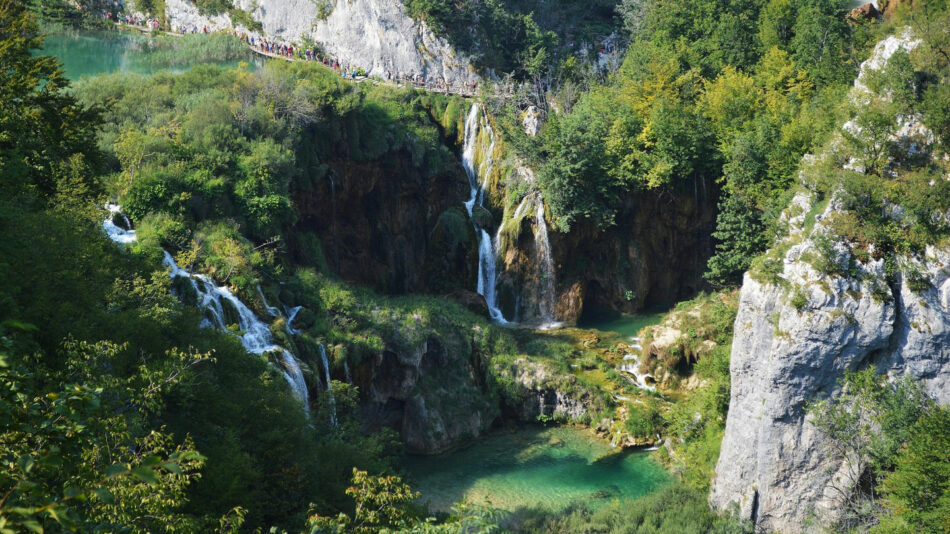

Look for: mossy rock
[471,206,494,229]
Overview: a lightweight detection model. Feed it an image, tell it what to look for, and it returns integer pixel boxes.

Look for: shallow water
[403,426,670,513]
[578,312,666,340]
[39,29,257,80]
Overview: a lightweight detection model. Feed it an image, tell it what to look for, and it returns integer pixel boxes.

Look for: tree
[790,1,853,86]
[0,0,103,203]
[807,369,932,531]
[307,469,419,533]
[874,406,950,534]
[0,338,210,532]
[758,0,796,51]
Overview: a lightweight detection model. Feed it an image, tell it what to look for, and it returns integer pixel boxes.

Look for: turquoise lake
[404,426,670,513]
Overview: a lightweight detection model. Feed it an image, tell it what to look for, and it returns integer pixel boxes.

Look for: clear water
[38,29,256,80]
[579,312,667,340]
[403,426,670,513]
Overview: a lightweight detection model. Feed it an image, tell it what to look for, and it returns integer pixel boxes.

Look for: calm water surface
[39,29,257,80]
[404,426,670,512]
[578,312,667,340]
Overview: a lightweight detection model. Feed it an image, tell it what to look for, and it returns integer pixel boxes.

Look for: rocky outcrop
[291,150,476,296]
[711,32,950,532]
[710,193,950,531]
[357,332,499,454]
[503,357,594,422]
[161,0,478,85]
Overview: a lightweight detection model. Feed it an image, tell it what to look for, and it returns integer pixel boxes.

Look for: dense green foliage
[492,0,876,288]
[650,292,738,491]
[0,3,457,530]
[510,483,749,534]
[808,369,947,533]
[402,0,616,79]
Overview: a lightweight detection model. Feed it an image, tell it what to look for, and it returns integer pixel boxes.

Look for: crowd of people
[104,10,160,31]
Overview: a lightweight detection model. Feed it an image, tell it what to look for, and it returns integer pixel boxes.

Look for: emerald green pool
[38,29,259,80]
[403,426,670,513]
[578,312,667,340]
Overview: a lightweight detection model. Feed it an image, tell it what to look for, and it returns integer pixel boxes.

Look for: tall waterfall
[102,205,310,410]
[462,103,507,323]
[534,195,559,327]
[320,345,337,426]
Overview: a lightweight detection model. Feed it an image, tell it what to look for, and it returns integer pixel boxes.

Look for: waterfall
[462,103,507,323]
[534,194,559,328]
[285,305,303,335]
[320,345,337,426]
[103,206,310,410]
[103,204,137,244]
[257,284,281,317]
[617,338,655,392]
[343,360,352,384]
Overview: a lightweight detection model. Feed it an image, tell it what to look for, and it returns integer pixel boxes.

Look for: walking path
[106,14,480,98]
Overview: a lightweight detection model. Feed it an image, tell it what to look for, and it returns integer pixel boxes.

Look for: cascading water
[257,284,281,317]
[618,338,655,392]
[533,194,559,328]
[319,345,337,426]
[462,103,507,323]
[285,305,303,335]
[102,206,311,410]
[343,360,352,384]
[103,204,137,244]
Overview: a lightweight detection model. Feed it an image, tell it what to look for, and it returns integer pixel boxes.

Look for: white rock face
[161,0,478,85]
[711,30,950,532]
[710,193,950,531]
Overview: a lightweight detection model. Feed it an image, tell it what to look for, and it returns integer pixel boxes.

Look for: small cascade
[103,203,137,244]
[618,338,655,392]
[320,345,337,426]
[285,305,303,335]
[533,194,559,328]
[257,284,281,317]
[343,360,352,384]
[103,206,310,410]
[462,103,507,323]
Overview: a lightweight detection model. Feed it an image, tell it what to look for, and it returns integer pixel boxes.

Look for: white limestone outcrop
[161,0,478,85]
[710,30,950,532]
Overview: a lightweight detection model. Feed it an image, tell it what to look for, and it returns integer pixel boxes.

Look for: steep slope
[710,32,950,531]
[161,0,478,85]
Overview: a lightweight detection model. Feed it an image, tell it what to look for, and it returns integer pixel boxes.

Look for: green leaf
[131,466,160,484]
[92,488,114,504]
[17,455,34,473]
[162,461,182,475]
[22,521,42,534]
[105,463,128,478]
[63,486,82,499]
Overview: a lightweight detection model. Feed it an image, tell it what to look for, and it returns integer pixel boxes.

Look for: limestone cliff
[161,0,478,85]
[710,32,950,532]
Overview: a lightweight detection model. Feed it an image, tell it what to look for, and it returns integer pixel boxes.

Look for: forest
[2,0,950,532]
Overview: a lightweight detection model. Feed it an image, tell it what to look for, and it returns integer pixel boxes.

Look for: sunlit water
[579,312,666,340]
[403,426,670,513]
[39,29,258,80]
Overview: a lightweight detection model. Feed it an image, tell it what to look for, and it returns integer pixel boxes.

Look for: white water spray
[320,345,337,426]
[462,103,507,323]
[618,338,655,392]
[103,206,310,410]
[533,193,559,328]
[285,305,303,335]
